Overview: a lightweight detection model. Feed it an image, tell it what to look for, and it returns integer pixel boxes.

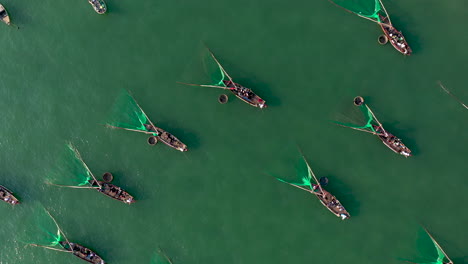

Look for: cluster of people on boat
[70,243,103,264]
[387,27,409,55]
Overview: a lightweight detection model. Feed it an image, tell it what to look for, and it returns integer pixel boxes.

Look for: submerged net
[408,228,450,264]
[107,89,156,135]
[276,156,315,191]
[151,250,172,264]
[47,143,92,186]
[17,204,63,247]
[334,104,378,133]
[202,50,229,87]
[330,0,385,23]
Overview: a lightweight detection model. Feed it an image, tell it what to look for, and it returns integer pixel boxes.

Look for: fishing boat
[224,80,267,108]
[335,103,412,157]
[106,90,189,152]
[89,180,135,204]
[373,125,411,157]
[145,124,188,152]
[378,14,412,55]
[328,0,412,55]
[0,4,11,25]
[88,0,107,14]
[180,48,267,109]
[59,241,105,264]
[30,210,105,264]
[310,184,350,220]
[276,154,350,220]
[0,185,19,205]
[49,143,137,204]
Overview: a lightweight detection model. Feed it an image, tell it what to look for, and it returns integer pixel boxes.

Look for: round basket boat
[319,177,329,186]
[218,94,228,104]
[102,172,113,183]
[378,35,388,45]
[353,96,364,106]
[148,136,158,145]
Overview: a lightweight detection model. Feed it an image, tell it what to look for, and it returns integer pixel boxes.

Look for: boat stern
[340,213,350,220]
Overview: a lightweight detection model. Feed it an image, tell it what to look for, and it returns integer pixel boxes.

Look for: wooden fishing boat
[224,80,267,108]
[88,0,107,14]
[379,14,412,55]
[0,185,19,205]
[311,184,350,220]
[372,125,411,157]
[59,241,105,264]
[277,155,350,220]
[180,48,267,108]
[145,124,188,152]
[0,4,10,25]
[89,180,135,204]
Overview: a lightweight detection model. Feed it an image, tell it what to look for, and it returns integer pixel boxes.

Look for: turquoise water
[0,0,467,263]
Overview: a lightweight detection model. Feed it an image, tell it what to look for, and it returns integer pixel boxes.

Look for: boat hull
[379,14,412,55]
[0,5,11,25]
[373,125,411,157]
[60,242,105,264]
[88,0,107,14]
[312,185,350,220]
[146,124,188,152]
[224,81,267,108]
[89,180,135,204]
[0,185,19,205]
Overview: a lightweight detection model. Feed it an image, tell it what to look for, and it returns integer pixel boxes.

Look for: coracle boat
[0,4,10,25]
[224,80,267,108]
[59,241,105,264]
[379,14,412,55]
[89,180,135,204]
[311,184,350,220]
[145,124,188,152]
[373,125,411,157]
[88,0,107,14]
[0,185,19,205]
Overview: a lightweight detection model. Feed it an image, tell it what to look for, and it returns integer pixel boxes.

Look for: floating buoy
[378,35,388,45]
[319,177,329,186]
[354,96,364,106]
[148,136,158,145]
[102,172,114,183]
[218,94,228,104]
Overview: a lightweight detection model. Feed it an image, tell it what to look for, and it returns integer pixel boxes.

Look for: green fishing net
[107,89,154,133]
[151,250,172,264]
[17,204,63,247]
[47,143,92,187]
[202,50,228,87]
[334,104,377,133]
[331,0,383,22]
[408,228,450,264]
[276,156,315,191]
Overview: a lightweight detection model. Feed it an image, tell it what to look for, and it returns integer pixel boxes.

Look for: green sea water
[1,0,467,263]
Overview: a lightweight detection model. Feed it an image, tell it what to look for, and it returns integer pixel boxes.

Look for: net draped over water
[107,89,156,135]
[47,143,92,187]
[17,204,62,247]
[334,104,379,133]
[330,0,384,22]
[406,228,451,264]
[275,156,316,191]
